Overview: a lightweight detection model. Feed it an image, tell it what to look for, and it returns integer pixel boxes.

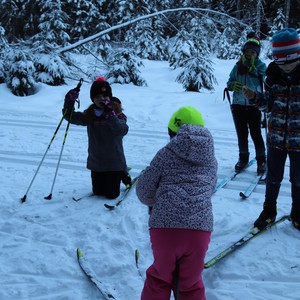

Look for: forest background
[0,0,299,96]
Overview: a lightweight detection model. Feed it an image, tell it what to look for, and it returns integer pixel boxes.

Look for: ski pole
[21,112,67,203]
[44,111,73,200]
[44,78,83,200]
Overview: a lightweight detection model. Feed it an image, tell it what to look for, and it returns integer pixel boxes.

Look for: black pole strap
[223,88,231,105]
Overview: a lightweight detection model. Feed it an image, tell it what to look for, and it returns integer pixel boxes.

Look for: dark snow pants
[91,170,123,199]
[231,104,266,162]
[264,147,300,216]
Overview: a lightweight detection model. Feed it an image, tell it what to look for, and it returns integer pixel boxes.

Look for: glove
[100,97,116,119]
[64,88,79,107]
[231,81,243,92]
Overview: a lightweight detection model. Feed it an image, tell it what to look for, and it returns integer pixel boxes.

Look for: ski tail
[240,170,267,199]
[215,158,256,192]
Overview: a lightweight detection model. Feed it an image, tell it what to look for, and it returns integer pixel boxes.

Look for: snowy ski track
[1,110,298,300]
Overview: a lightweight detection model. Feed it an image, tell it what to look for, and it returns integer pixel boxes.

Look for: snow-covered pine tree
[0,25,8,83]
[31,0,69,85]
[6,49,36,96]
[105,48,147,86]
[110,0,150,43]
[215,19,244,59]
[169,18,217,92]
[0,0,27,42]
[65,0,111,59]
[176,56,217,91]
[67,0,100,41]
[37,0,69,47]
[266,8,286,59]
[125,17,169,61]
[169,28,191,69]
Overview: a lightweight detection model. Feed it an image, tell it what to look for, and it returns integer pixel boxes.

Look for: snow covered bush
[6,49,36,96]
[34,53,69,86]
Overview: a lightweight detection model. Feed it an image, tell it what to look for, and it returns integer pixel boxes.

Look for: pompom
[95,76,106,82]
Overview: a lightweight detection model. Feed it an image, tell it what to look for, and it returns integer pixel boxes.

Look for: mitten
[100,97,116,119]
[64,89,79,108]
[231,81,243,92]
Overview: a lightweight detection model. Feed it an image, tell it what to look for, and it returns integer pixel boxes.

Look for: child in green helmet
[137,106,217,300]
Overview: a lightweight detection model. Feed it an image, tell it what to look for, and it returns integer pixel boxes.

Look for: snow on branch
[57,8,248,54]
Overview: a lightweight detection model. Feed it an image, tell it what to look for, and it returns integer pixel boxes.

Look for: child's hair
[111,97,123,114]
[237,58,250,75]
[111,100,122,114]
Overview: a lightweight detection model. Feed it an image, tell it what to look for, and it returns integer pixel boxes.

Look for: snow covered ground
[0,58,299,300]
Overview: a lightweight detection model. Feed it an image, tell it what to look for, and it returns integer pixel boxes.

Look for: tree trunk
[285,0,291,27]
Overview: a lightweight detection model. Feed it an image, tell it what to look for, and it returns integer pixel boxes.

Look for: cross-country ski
[204,215,290,269]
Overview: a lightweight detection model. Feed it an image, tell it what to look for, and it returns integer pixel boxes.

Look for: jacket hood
[166,124,215,165]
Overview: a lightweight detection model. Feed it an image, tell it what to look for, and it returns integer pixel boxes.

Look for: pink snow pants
[141,228,211,300]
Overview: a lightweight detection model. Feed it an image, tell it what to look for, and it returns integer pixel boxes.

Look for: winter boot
[257,157,266,175]
[235,159,249,172]
[254,204,277,230]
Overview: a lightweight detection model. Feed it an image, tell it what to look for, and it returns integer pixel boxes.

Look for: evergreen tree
[30,0,70,86]
[176,56,217,92]
[215,20,244,59]
[0,25,8,83]
[111,0,150,41]
[34,0,69,47]
[266,8,286,59]
[6,49,36,96]
[0,0,28,42]
[169,28,192,69]
[67,0,110,43]
[125,18,169,61]
[171,18,217,92]
[105,48,147,86]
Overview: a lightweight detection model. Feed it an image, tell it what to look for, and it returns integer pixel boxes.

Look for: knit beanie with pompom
[90,76,112,102]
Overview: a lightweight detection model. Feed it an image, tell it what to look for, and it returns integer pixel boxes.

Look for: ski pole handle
[75,78,84,92]
[75,78,83,108]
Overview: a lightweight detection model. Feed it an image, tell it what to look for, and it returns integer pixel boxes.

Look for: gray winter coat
[136,124,218,232]
[63,107,128,172]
